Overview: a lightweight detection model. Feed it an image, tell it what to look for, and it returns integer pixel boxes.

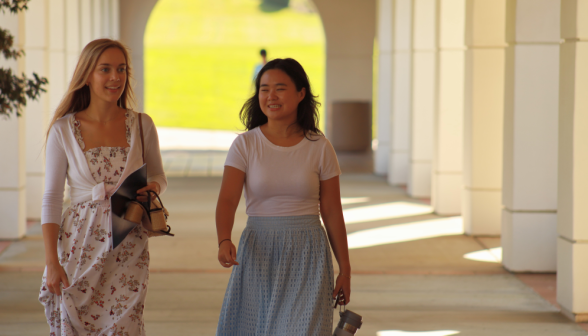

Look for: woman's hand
[46,262,70,295]
[333,274,351,306]
[218,240,239,268]
[137,182,160,202]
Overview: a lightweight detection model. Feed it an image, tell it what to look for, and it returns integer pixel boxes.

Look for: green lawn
[144,0,325,131]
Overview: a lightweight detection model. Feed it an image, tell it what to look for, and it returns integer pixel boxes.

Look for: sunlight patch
[157,127,238,151]
[341,197,370,205]
[343,202,433,225]
[377,330,460,336]
[463,247,502,263]
[347,217,463,249]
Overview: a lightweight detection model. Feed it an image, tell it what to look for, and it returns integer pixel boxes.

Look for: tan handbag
[123,114,174,237]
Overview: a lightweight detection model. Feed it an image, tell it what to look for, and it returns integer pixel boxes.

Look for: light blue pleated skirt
[216,215,334,336]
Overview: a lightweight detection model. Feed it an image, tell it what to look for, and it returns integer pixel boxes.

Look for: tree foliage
[0,0,48,118]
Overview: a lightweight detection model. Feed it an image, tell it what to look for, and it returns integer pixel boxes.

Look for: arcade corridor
[0,175,586,335]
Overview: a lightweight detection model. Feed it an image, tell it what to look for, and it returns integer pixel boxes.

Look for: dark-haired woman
[215,58,351,335]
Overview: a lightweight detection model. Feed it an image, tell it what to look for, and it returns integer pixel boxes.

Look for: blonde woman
[39,39,166,335]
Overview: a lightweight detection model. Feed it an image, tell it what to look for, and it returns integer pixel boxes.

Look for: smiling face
[86,47,127,105]
[258,69,306,123]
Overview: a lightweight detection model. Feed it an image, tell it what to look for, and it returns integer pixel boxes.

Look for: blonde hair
[46,39,136,141]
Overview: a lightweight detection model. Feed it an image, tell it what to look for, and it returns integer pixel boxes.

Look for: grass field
[144,0,325,131]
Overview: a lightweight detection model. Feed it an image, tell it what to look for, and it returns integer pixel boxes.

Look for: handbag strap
[138,113,145,164]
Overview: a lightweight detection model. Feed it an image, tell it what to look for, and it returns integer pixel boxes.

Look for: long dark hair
[240,58,323,138]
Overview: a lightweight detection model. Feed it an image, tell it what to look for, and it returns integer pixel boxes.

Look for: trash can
[329,101,372,152]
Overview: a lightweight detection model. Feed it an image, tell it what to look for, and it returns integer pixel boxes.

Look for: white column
[48,0,67,115]
[65,0,81,80]
[92,0,103,39]
[462,0,506,235]
[102,0,110,38]
[432,0,465,215]
[557,0,588,323]
[110,0,120,40]
[408,0,436,198]
[501,0,560,272]
[80,0,93,46]
[375,0,393,176]
[0,11,27,239]
[24,0,49,221]
[388,0,412,185]
[119,0,159,112]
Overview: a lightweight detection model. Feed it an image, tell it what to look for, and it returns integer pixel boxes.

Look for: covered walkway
[1,174,586,335]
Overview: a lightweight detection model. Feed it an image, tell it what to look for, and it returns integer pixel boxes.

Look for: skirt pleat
[216,215,334,336]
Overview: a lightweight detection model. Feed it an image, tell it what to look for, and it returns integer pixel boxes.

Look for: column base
[501,210,556,272]
[388,151,408,185]
[0,189,26,239]
[374,143,389,176]
[463,188,501,235]
[432,172,462,215]
[557,238,588,315]
[26,174,43,220]
[408,161,431,198]
[561,306,588,323]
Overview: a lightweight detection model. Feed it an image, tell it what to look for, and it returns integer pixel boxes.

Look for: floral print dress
[39,112,150,336]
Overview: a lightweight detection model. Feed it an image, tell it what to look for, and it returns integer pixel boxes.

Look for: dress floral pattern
[39,112,150,336]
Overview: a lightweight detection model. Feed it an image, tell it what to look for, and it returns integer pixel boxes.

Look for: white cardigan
[41,111,167,225]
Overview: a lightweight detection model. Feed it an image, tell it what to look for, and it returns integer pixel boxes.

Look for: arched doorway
[119,0,376,143]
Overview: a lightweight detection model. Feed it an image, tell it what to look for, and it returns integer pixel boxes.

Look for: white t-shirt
[225,127,341,217]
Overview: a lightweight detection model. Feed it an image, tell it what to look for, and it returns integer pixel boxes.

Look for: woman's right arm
[42,127,70,294]
[42,224,69,294]
[216,166,245,268]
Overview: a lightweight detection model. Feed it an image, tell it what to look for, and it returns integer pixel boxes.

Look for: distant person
[252,48,268,81]
[39,39,166,335]
[215,58,351,335]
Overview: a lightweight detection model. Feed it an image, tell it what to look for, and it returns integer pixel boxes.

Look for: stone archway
[119,0,376,135]
[120,0,159,113]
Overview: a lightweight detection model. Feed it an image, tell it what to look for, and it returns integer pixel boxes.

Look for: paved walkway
[1,174,587,335]
[158,127,236,177]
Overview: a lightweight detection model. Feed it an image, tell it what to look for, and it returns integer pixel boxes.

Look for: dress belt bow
[91,182,107,201]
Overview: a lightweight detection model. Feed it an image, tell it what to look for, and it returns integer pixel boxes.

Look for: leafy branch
[0,0,48,118]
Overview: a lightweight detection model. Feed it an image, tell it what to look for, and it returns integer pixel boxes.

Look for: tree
[0,0,48,118]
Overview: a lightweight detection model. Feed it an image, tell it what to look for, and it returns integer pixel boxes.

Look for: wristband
[339,274,351,280]
[218,238,231,248]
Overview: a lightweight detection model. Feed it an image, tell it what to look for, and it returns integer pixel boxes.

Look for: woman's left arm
[320,175,351,305]
[137,113,167,200]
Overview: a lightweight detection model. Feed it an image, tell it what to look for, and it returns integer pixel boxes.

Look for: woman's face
[87,47,127,105]
[258,69,305,122]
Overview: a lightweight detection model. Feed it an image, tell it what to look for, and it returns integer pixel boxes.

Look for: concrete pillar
[102,0,110,37]
[80,0,93,47]
[388,0,412,185]
[65,0,81,80]
[24,0,49,221]
[92,0,103,39]
[48,0,67,117]
[375,0,394,176]
[501,0,560,272]
[462,0,507,235]
[110,0,120,40]
[432,0,465,215]
[313,0,376,139]
[557,0,588,322]
[408,0,436,198]
[0,11,27,239]
[119,0,158,112]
